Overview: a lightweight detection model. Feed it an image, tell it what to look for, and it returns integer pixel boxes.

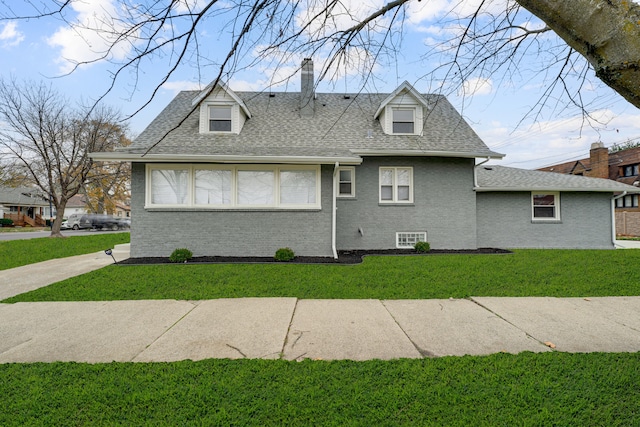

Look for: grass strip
[1,352,638,426]
[0,233,130,271]
[6,249,640,302]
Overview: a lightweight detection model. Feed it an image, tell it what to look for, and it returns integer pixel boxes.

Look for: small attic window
[209,106,232,132]
[392,108,415,134]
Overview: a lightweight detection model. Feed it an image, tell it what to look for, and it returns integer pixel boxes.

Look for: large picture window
[380,167,413,203]
[532,192,560,220]
[147,164,320,209]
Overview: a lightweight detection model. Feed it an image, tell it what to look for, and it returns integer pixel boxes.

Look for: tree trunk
[517,0,640,109]
[49,201,67,238]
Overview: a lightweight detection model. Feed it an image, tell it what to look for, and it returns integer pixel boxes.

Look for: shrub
[0,218,13,227]
[414,241,431,253]
[274,247,295,262]
[169,248,193,263]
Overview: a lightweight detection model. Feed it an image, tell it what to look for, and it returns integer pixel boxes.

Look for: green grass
[1,352,638,426]
[0,233,130,270]
[6,249,640,302]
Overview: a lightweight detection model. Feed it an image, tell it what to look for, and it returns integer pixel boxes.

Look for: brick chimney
[300,58,315,117]
[587,142,609,179]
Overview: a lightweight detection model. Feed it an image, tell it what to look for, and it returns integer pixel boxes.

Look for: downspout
[474,157,491,188]
[331,162,339,259]
[612,191,627,247]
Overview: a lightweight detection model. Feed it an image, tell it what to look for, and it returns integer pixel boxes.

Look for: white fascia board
[352,149,505,159]
[474,186,640,193]
[90,152,363,165]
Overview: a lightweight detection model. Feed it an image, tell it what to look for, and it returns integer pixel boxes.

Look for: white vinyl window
[532,192,560,220]
[396,232,427,248]
[209,105,232,132]
[392,108,415,134]
[337,167,355,197]
[380,167,413,203]
[147,164,320,209]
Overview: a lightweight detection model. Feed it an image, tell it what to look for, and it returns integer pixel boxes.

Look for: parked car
[67,213,90,230]
[60,220,71,230]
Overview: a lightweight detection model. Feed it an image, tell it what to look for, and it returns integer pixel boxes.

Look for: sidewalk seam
[380,300,435,358]
[279,298,300,360]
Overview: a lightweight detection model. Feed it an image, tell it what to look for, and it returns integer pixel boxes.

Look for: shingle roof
[476,165,640,193]
[106,89,502,162]
[0,187,50,206]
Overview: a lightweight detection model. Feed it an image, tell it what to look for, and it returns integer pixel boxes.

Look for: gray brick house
[92,59,640,258]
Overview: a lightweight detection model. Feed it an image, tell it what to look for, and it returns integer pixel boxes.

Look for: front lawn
[5,249,640,302]
[0,233,130,271]
[1,352,638,426]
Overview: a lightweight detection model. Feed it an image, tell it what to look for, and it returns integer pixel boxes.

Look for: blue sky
[1,0,639,169]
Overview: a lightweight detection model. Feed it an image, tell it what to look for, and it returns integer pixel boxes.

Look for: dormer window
[209,106,232,132]
[392,108,415,134]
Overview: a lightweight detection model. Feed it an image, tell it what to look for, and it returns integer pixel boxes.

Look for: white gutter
[351,149,504,159]
[89,152,363,165]
[473,157,491,188]
[612,191,627,246]
[331,162,339,259]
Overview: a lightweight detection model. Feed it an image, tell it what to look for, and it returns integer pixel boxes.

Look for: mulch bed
[119,248,511,265]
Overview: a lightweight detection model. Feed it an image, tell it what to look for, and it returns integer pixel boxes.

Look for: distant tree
[0,79,128,236]
[609,139,640,153]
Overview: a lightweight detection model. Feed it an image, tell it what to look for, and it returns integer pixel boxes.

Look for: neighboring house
[114,201,131,218]
[92,59,640,258]
[63,194,89,219]
[538,142,640,236]
[0,187,49,227]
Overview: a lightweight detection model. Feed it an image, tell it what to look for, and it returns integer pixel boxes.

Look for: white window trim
[531,192,560,221]
[390,106,417,135]
[396,232,427,249]
[379,167,414,204]
[205,103,235,134]
[337,166,356,198]
[146,164,321,210]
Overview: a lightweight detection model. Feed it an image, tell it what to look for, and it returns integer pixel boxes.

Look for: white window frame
[391,107,415,135]
[146,164,321,210]
[531,192,560,221]
[396,232,427,249]
[337,166,356,198]
[379,167,413,204]
[207,104,233,133]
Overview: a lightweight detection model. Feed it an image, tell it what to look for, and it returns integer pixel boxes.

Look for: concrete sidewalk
[1,296,639,363]
[1,242,639,363]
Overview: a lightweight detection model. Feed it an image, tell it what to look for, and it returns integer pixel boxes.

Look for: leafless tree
[1,0,637,122]
[0,79,128,236]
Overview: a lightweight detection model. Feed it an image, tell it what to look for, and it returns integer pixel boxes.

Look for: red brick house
[539,142,640,236]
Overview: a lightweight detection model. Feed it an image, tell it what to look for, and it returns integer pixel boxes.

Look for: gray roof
[476,165,640,193]
[103,90,502,162]
[0,187,50,206]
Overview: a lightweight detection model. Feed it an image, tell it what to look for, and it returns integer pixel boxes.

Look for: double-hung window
[532,192,560,220]
[380,167,413,203]
[337,167,355,197]
[209,106,232,132]
[392,108,415,134]
[147,164,320,209]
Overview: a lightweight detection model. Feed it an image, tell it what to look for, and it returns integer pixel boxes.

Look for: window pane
[195,169,231,205]
[238,170,274,205]
[392,122,414,134]
[397,168,411,185]
[393,109,413,121]
[209,120,231,132]
[381,185,393,200]
[398,185,410,201]
[151,169,188,204]
[380,169,393,185]
[534,206,556,218]
[339,170,351,182]
[533,194,555,206]
[210,106,231,119]
[616,198,623,208]
[339,182,352,195]
[280,170,316,204]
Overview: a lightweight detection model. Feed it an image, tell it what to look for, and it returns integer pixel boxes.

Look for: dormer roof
[192,80,252,119]
[373,81,431,119]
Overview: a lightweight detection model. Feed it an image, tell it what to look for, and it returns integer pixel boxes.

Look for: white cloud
[459,77,493,96]
[0,21,24,48]
[47,0,136,73]
[162,80,206,94]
